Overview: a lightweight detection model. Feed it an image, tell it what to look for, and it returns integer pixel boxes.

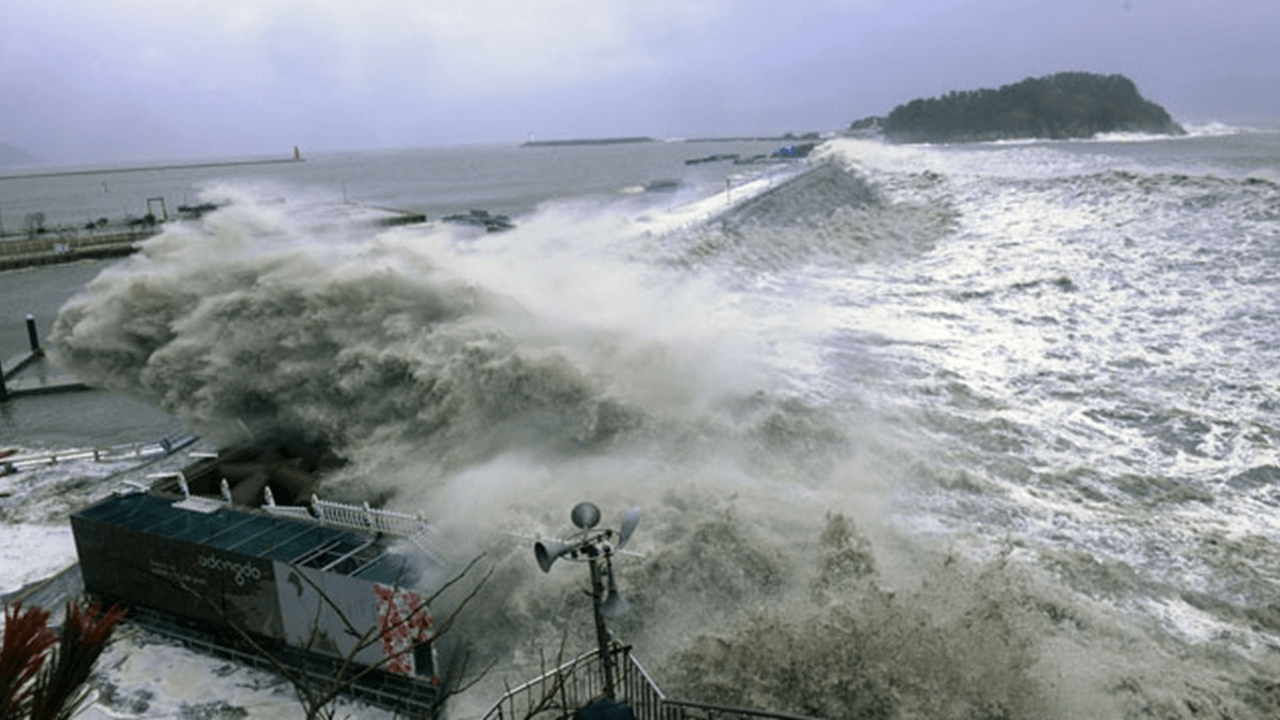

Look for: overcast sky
[2,0,1278,165]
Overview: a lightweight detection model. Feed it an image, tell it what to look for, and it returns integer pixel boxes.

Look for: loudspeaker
[571,502,602,530]
[602,561,630,617]
[618,506,641,549]
[535,539,578,573]
[603,589,630,618]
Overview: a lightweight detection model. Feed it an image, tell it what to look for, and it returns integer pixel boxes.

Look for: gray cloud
[2,0,1277,164]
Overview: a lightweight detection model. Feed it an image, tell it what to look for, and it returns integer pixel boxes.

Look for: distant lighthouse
[293,146,302,161]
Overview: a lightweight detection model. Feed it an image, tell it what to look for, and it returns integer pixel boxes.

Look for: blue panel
[233,521,321,557]
[355,555,415,585]
[272,526,342,562]
[205,515,282,550]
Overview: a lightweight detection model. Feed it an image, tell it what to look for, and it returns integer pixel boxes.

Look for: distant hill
[0,141,39,168]
[854,72,1185,143]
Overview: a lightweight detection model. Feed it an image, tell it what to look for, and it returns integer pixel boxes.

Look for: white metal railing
[480,644,673,720]
[261,497,449,561]
[481,644,820,720]
[481,645,620,720]
[262,504,312,520]
[147,465,445,556]
[4,433,197,471]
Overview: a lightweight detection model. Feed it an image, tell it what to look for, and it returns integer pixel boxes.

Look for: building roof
[73,492,417,585]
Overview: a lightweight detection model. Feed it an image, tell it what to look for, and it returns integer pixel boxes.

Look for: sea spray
[668,160,958,273]
[43,183,1043,716]
[43,159,1280,719]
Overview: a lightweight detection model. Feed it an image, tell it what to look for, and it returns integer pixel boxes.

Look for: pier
[0,314,90,401]
[0,226,157,271]
[0,200,427,272]
[520,136,655,147]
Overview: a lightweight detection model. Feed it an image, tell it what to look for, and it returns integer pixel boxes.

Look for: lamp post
[535,502,640,698]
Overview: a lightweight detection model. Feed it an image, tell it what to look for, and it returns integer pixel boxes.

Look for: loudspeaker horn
[535,539,578,573]
[603,588,630,618]
[603,562,630,618]
[571,502,602,530]
[617,506,641,550]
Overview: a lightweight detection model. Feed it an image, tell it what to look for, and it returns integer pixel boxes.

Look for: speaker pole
[587,546,617,697]
[533,501,641,702]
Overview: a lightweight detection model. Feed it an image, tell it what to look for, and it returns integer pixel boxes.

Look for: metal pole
[26,314,41,355]
[588,551,616,697]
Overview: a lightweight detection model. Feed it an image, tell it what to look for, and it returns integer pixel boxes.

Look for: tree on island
[863,72,1184,143]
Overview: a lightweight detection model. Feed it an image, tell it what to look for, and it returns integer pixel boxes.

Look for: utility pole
[587,547,616,694]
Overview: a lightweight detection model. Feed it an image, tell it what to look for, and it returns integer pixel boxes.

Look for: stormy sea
[3,126,1280,718]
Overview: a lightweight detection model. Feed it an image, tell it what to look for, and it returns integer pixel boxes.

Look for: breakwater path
[0,225,156,271]
[0,155,302,181]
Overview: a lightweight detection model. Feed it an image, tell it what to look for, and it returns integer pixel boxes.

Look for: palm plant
[0,600,126,720]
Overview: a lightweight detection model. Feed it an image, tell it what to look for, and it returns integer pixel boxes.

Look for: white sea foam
[7,132,1280,717]
[0,523,77,597]
[1181,120,1253,137]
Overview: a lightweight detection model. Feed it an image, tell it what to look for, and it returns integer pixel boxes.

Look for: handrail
[659,699,822,720]
[480,644,821,720]
[261,496,450,562]
[480,646,610,720]
[311,498,427,536]
[5,433,197,471]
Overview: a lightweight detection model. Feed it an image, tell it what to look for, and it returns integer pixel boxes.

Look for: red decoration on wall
[374,584,433,675]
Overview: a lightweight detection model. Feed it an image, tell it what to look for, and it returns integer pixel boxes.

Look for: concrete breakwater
[0,203,428,272]
[0,154,301,182]
[0,152,304,270]
[0,225,157,271]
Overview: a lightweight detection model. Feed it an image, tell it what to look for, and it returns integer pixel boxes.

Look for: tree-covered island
[852,72,1185,143]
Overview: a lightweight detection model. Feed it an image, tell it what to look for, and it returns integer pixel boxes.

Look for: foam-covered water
[7,131,1280,717]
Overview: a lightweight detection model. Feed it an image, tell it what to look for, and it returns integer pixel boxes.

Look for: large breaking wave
[47,158,1280,718]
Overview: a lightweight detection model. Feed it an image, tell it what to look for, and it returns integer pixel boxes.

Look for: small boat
[176,202,220,218]
[771,142,817,158]
[684,153,740,165]
[441,209,515,232]
[643,179,680,193]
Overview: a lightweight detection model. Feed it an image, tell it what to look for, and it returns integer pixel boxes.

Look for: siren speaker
[535,539,578,573]
[571,502,602,530]
[602,559,630,617]
[603,589,630,618]
[618,506,641,549]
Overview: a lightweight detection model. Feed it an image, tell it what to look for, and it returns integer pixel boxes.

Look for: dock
[0,200,428,272]
[0,226,157,272]
[0,314,92,401]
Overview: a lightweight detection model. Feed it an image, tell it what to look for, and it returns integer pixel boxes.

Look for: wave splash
[46,173,1280,719]
[664,161,957,273]
[51,199,675,476]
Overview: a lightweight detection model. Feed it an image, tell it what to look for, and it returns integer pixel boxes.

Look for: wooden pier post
[26,314,42,356]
